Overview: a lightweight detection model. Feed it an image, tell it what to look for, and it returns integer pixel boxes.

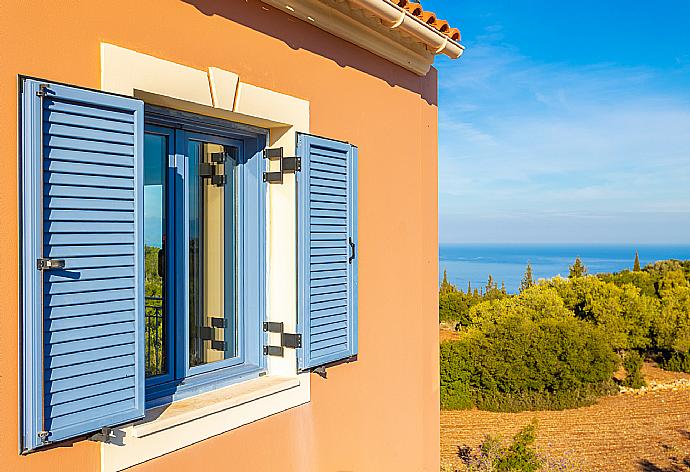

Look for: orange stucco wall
[0,1,439,470]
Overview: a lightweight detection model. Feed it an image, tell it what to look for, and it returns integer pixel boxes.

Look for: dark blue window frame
[143,106,268,407]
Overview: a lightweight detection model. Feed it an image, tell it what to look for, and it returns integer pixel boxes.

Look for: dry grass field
[440,333,690,472]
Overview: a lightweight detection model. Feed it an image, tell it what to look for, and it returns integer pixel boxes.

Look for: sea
[439,244,690,294]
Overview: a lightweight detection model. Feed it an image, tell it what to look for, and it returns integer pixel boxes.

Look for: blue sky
[421,1,690,244]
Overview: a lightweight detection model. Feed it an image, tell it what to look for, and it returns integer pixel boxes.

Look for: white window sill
[101,374,310,472]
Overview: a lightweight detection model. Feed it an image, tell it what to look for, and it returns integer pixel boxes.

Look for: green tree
[634,250,641,271]
[520,262,535,293]
[569,257,587,278]
[440,268,456,295]
[486,274,496,292]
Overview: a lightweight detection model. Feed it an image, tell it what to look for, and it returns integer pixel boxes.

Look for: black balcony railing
[145,296,165,377]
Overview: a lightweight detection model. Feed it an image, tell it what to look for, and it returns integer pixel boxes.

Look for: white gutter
[348,0,464,59]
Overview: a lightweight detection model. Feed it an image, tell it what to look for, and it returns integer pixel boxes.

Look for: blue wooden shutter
[297,133,358,370]
[20,79,145,451]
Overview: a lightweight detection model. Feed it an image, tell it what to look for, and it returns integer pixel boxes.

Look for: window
[19,78,358,454]
[142,108,267,406]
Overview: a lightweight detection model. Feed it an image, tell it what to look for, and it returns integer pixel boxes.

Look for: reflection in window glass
[144,133,167,377]
[189,141,236,367]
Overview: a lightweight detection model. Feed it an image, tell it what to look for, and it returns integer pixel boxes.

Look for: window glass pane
[189,141,237,368]
[144,133,168,377]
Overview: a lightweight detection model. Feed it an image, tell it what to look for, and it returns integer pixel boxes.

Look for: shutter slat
[311,254,347,264]
[44,122,134,145]
[311,313,348,328]
[45,310,134,331]
[45,209,133,221]
[44,135,134,156]
[310,341,348,357]
[44,172,134,189]
[311,169,347,183]
[46,388,135,419]
[44,99,134,123]
[311,193,347,203]
[45,221,134,233]
[311,284,348,295]
[46,344,134,372]
[311,328,349,344]
[45,299,135,320]
[311,247,347,257]
[45,288,135,307]
[45,159,135,178]
[45,244,134,258]
[310,305,348,320]
[46,366,136,398]
[46,377,135,407]
[44,266,134,282]
[45,332,136,357]
[311,158,347,170]
[310,276,348,288]
[45,197,135,211]
[311,208,347,217]
[45,321,135,345]
[310,217,347,226]
[47,398,136,433]
[45,110,135,134]
[311,183,347,195]
[56,255,135,269]
[311,268,348,279]
[45,183,134,199]
[46,147,135,167]
[45,233,134,247]
[310,147,349,160]
[309,242,348,249]
[311,320,348,335]
[44,277,134,295]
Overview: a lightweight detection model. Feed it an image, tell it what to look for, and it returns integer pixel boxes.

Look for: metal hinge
[36,84,50,97]
[37,430,50,442]
[263,321,302,357]
[37,258,65,270]
[263,148,300,184]
[199,162,226,187]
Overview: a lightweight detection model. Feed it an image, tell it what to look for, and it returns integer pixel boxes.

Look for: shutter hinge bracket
[263,148,300,184]
[200,147,233,187]
[89,427,114,443]
[199,162,226,187]
[263,321,302,357]
[35,84,51,97]
[37,258,65,270]
[37,430,50,442]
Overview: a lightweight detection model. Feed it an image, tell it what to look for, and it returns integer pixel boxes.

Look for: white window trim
[99,43,310,472]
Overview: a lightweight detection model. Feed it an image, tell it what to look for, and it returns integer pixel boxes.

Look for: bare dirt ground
[441,326,690,471]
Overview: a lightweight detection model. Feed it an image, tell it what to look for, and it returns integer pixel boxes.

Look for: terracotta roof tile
[388,0,461,43]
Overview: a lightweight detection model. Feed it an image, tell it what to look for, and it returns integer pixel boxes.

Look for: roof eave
[259,0,464,76]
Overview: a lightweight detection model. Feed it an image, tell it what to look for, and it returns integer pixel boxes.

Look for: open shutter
[297,133,358,370]
[21,79,145,451]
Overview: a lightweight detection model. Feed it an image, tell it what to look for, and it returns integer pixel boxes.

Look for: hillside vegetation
[440,258,690,411]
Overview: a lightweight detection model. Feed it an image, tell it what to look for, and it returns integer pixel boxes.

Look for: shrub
[441,313,618,412]
[621,351,645,388]
[459,420,541,472]
[661,350,690,373]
